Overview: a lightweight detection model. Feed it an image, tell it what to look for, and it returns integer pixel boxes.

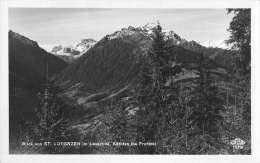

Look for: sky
[9,8,234,52]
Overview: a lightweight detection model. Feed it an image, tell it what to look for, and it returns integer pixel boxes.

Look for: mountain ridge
[9,30,68,139]
[47,23,233,64]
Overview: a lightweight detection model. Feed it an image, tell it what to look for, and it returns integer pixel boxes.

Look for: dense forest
[9,9,251,154]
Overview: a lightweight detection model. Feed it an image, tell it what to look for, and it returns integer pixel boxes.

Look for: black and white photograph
[0,0,259,162]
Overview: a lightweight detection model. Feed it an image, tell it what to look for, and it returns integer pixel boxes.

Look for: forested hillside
[9,30,68,151]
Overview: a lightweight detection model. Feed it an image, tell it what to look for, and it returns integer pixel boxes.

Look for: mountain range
[53,23,234,108]
[47,23,231,63]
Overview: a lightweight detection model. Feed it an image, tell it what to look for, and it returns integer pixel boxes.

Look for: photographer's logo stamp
[230,138,245,150]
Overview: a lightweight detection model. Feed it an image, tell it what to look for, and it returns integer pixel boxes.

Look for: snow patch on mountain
[75,39,96,58]
[198,40,232,50]
[107,27,137,40]
[106,22,187,45]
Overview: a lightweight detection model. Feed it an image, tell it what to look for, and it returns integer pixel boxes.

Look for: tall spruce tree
[33,81,66,141]
[226,8,251,120]
[226,9,251,75]
[223,8,251,154]
[189,54,224,153]
[28,65,67,153]
[133,22,182,154]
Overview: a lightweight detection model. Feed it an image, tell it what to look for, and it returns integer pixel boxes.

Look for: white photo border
[0,0,259,163]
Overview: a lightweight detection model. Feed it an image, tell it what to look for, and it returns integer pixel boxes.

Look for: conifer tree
[95,98,133,154]
[189,54,224,153]
[226,9,251,74]
[28,65,67,153]
[32,81,66,142]
[225,9,251,154]
[133,22,182,154]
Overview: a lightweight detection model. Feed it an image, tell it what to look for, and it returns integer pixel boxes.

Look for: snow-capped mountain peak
[51,38,97,62]
[76,39,96,54]
[51,45,63,52]
[198,40,232,50]
[106,22,187,45]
